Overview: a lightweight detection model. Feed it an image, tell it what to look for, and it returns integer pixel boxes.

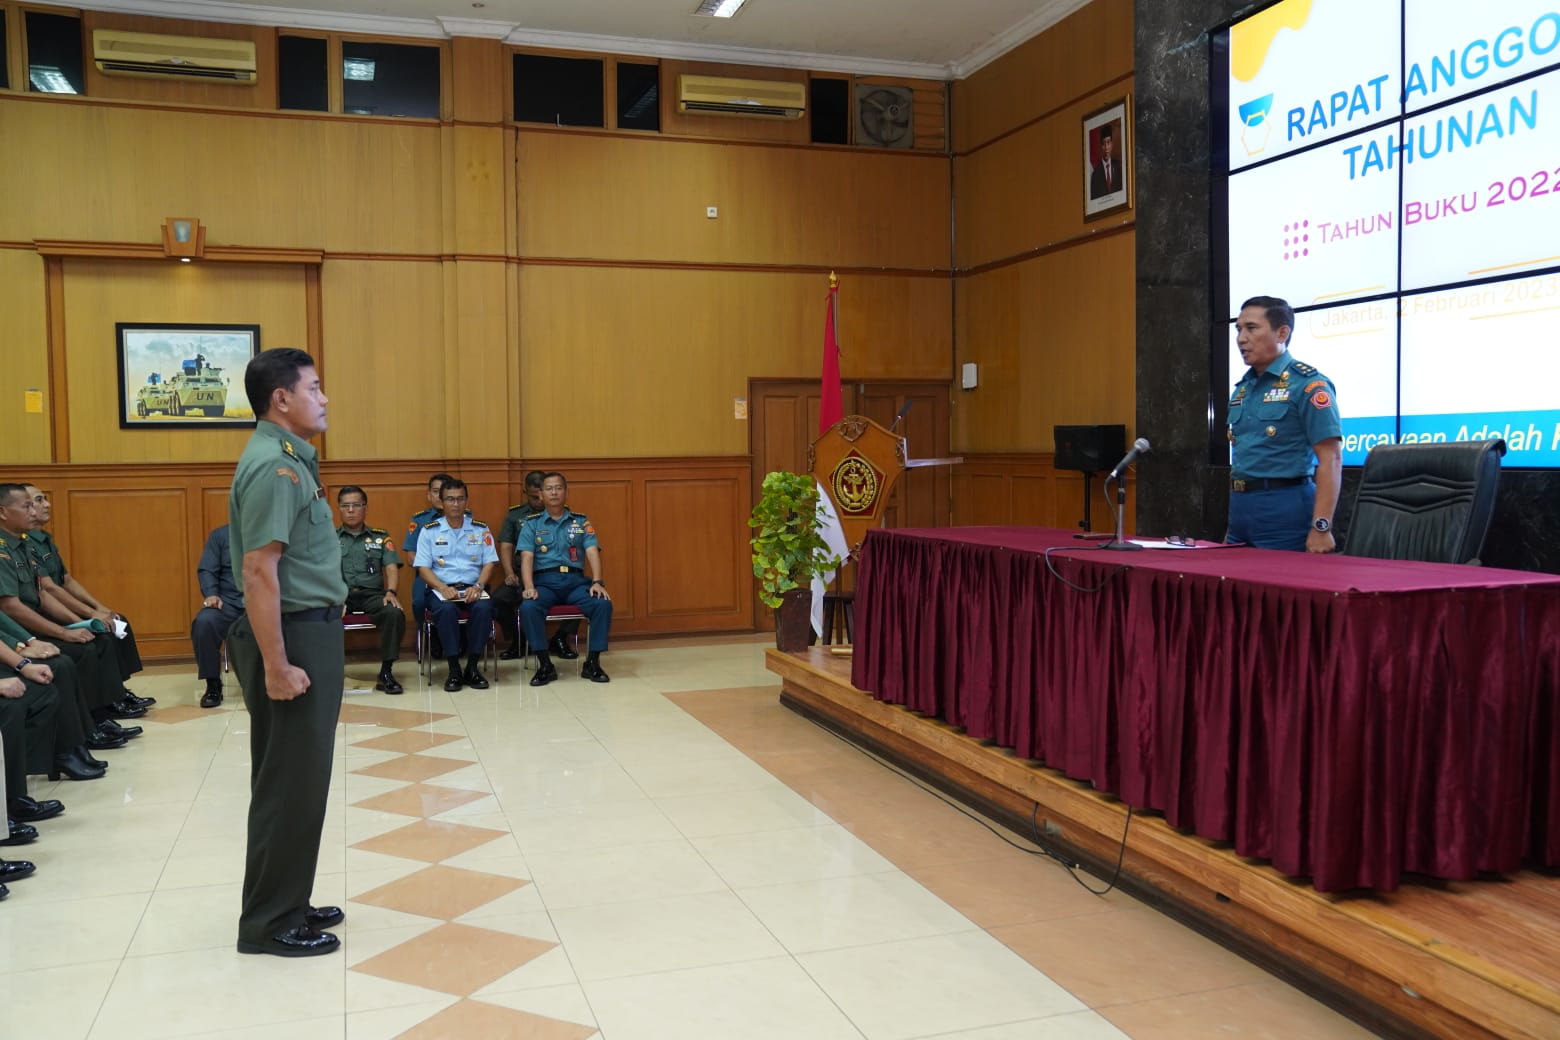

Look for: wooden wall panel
[952,0,1134,154]
[953,231,1135,455]
[516,131,950,269]
[444,260,513,459]
[80,10,279,110]
[519,266,950,458]
[60,257,308,463]
[319,259,446,461]
[644,476,743,618]
[562,477,634,624]
[451,36,504,124]
[201,486,230,537]
[448,125,508,255]
[953,77,1135,270]
[0,250,52,463]
[0,102,444,254]
[953,454,1133,534]
[64,486,192,638]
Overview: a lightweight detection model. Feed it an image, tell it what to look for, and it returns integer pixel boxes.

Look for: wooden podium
[808,414,961,559]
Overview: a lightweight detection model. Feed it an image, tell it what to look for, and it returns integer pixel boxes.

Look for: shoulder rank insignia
[282,440,298,458]
[471,520,489,528]
[1290,361,1317,376]
[423,520,441,529]
[508,503,527,512]
[369,527,386,536]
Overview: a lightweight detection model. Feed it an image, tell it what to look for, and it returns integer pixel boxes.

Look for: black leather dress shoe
[8,796,64,823]
[499,644,522,660]
[98,719,143,739]
[306,905,345,929]
[86,729,128,751]
[236,925,340,957]
[2,820,38,846]
[464,667,490,690]
[0,882,7,900]
[443,669,464,693]
[580,659,610,683]
[123,691,156,708]
[529,661,558,687]
[50,747,106,782]
[106,700,148,720]
[0,859,37,883]
[549,636,579,660]
[82,748,109,769]
[200,687,224,709]
[375,674,404,695]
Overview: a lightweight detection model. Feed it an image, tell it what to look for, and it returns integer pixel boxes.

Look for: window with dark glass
[810,78,850,145]
[616,62,659,132]
[278,35,328,112]
[341,40,439,118]
[26,10,84,94]
[513,53,604,127]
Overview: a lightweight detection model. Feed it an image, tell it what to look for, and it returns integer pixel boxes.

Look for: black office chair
[1343,439,1505,565]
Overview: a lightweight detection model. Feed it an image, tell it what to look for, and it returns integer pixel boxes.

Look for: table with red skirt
[849,527,1560,892]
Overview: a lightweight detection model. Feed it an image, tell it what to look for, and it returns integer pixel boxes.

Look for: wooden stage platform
[766,646,1560,1040]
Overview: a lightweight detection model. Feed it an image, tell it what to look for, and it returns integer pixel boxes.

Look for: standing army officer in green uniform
[228,348,349,958]
[336,485,406,695]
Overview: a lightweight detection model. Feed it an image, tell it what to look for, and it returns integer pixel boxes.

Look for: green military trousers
[228,613,344,943]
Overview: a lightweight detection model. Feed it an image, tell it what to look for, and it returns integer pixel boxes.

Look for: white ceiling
[77,0,1092,78]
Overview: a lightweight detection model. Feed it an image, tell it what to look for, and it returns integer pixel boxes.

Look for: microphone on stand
[1107,437,1152,483]
[1102,437,1152,551]
[889,399,914,432]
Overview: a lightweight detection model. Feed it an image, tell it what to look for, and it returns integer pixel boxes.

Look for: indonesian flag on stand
[813,279,851,637]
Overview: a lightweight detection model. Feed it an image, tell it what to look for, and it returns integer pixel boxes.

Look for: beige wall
[951,0,1137,457]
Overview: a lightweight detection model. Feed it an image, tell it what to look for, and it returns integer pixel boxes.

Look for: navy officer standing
[413,478,497,692]
[227,348,348,957]
[520,472,612,686]
[1227,295,1343,552]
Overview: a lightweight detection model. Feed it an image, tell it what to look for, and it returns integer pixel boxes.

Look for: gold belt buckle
[1232,479,1247,493]
[560,565,570,572]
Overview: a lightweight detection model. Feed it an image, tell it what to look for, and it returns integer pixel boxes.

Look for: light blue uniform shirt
[412,516,497,586]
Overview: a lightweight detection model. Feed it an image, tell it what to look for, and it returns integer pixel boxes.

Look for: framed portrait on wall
[116,323,260,429]
[1083,97,1132,220]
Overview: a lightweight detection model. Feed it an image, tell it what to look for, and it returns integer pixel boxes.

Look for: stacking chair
[417,603,499,682]
[1343,439,1506,564]
[518,603,587,671]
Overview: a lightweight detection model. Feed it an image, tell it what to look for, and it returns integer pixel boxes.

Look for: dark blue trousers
[521,571,612,653]
[1226,481,1315,551]
[428,591,494,658]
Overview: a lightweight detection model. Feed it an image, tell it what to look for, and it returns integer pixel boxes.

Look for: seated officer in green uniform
[0,616,101,787]
[1226,295,1343,552]
[227,348,348,958]
[22,483,152,711]
[0,485,143,744]
[336,486,406,695]
[520,472,612,687]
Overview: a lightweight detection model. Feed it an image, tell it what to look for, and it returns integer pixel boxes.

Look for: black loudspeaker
[1054,424,1126,473]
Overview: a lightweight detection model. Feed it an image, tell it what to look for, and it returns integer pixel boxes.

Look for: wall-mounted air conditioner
[93,29,258,84]
[678,75,805,119]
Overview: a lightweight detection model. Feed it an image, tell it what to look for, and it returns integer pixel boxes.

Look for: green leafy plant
[749,470,842,608]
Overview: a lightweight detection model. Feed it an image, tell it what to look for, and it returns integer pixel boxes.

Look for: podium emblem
[831,451,883,516]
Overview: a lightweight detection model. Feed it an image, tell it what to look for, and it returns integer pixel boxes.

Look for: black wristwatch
[1312,517,1332,533]
[591,579,605,587]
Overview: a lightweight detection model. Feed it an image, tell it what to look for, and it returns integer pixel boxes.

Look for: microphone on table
[1107,437,1152,483]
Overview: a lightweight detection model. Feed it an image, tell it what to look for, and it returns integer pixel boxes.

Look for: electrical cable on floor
[797,709,1135,897]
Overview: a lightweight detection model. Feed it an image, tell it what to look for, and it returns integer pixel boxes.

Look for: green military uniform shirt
[228,420,348,613]
[0,532,45,611]
[23,530,67,585]
[498,504,540,548]
[339,525,398,592]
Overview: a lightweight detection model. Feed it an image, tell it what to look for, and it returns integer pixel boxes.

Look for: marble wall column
[1133,1,1559,571]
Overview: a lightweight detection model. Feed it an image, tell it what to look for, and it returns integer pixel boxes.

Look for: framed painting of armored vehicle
[116,323,259,429]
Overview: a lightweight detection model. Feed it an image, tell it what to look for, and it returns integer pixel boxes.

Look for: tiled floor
[0,638,1378,1039]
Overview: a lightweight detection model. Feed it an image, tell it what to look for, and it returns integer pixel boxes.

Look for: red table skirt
[850,527,1560,892]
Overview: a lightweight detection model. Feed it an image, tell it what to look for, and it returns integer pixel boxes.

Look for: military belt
[1230,476,1309,493]
[282,605,345,622]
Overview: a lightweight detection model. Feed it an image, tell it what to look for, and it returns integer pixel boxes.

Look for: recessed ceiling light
[692,0,751,18]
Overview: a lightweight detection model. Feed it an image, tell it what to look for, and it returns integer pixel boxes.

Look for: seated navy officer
[495,468,579,660]
[336,486,406,695]
[192,523,244,709]
[23,483,153,712]
[520,472,612,687]
[404,472,455,629]
[413,478,497,692]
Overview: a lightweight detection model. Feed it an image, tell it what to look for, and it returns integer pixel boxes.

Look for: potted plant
[749,470,842,652]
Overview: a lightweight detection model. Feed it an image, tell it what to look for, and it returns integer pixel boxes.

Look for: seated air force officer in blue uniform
[1227,295,1344,553]
[520,472,612,687]
[412,478,498,692]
